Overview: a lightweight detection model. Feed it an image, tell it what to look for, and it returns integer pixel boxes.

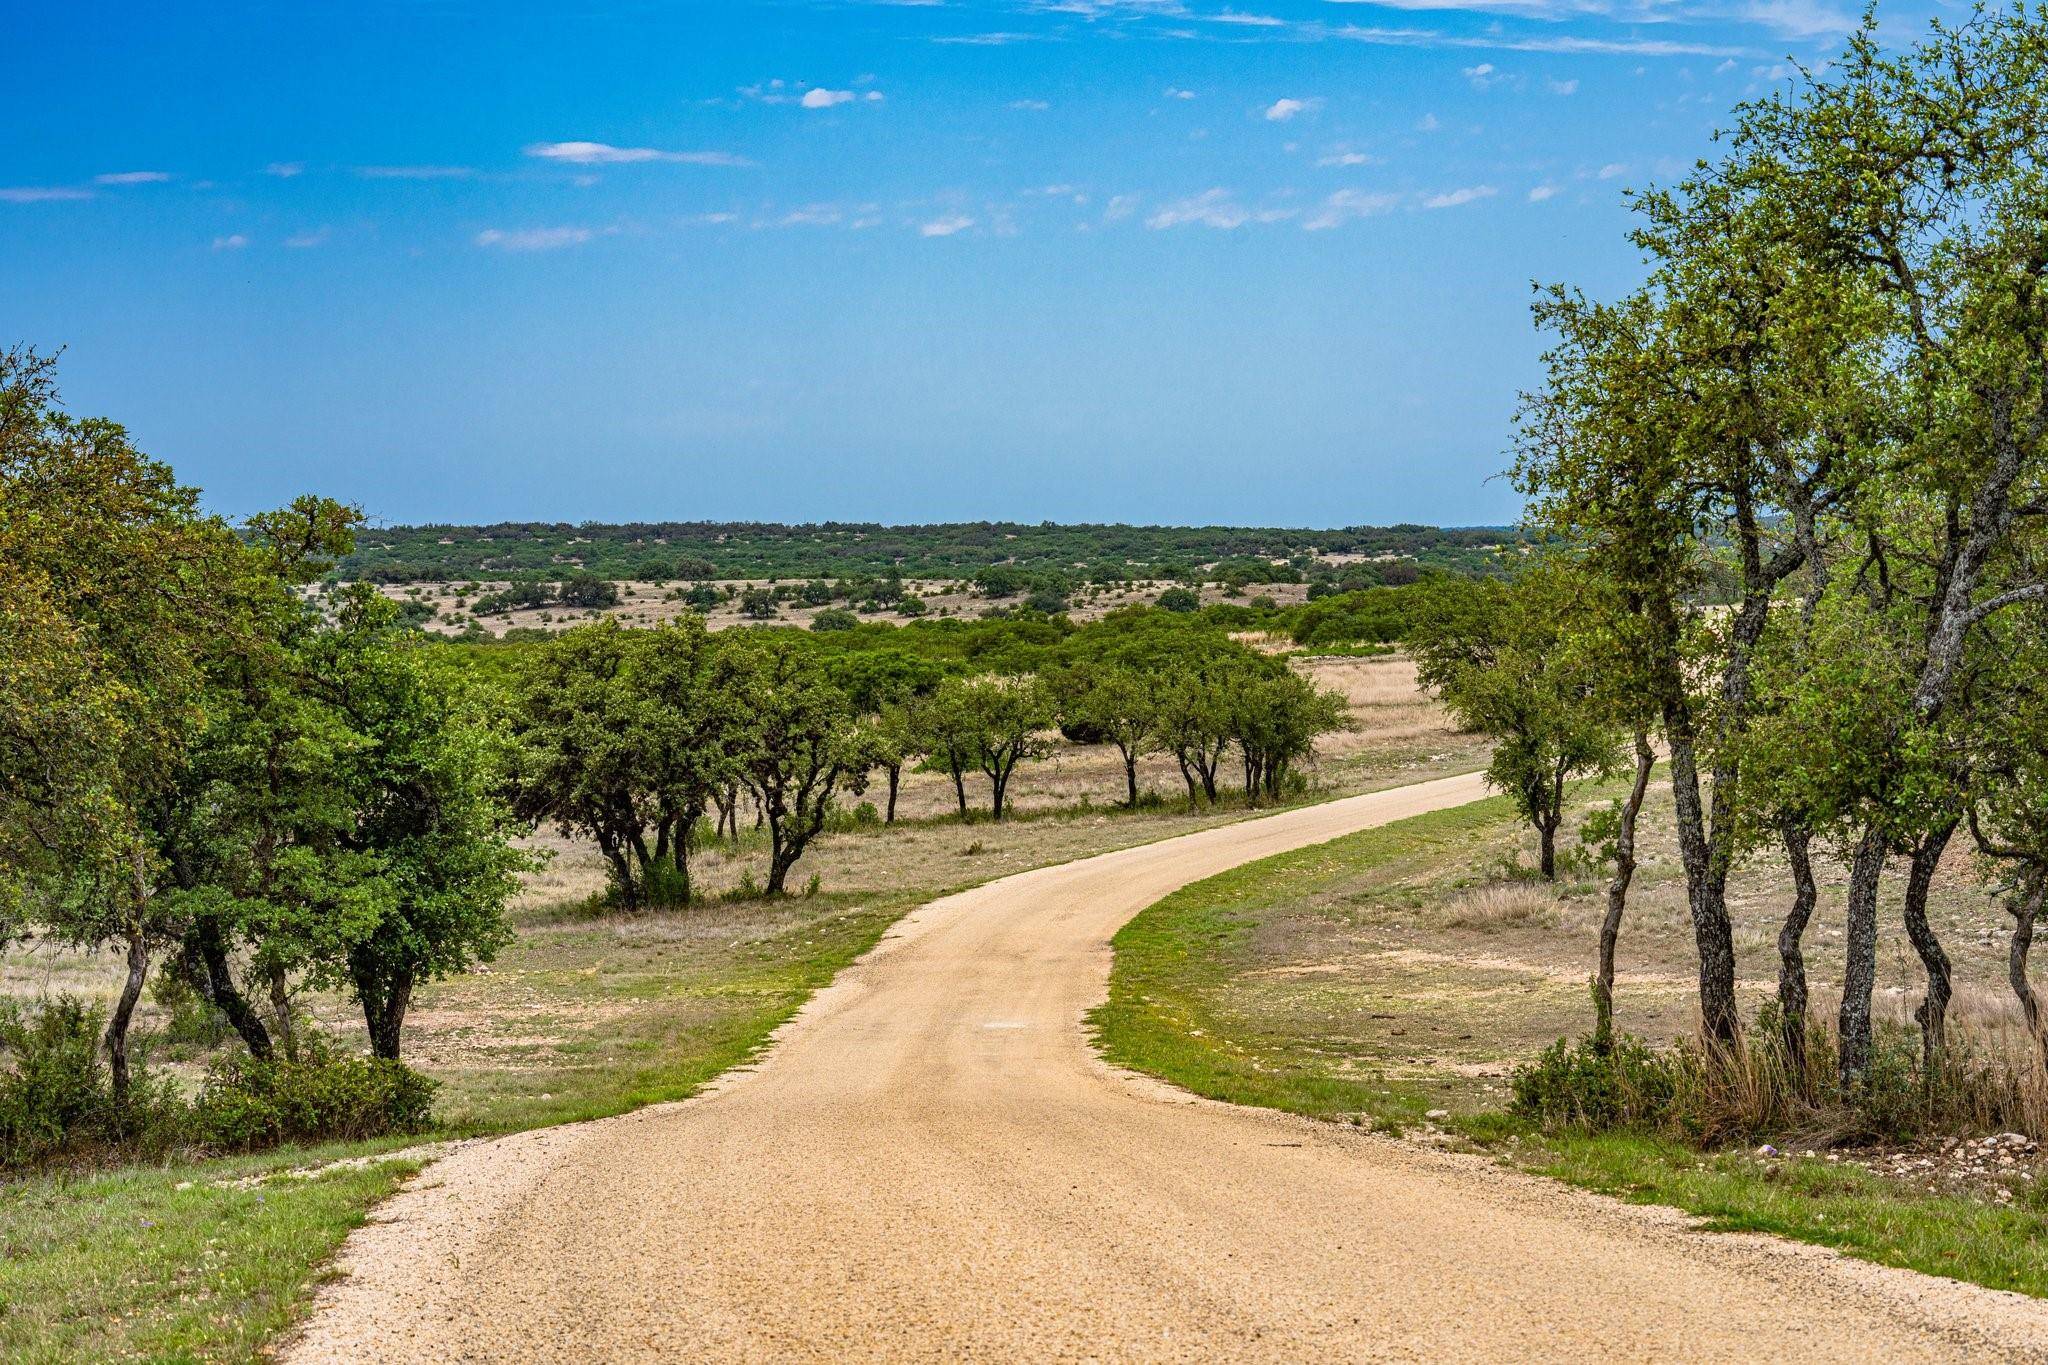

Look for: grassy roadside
[0,888,915,1362]
[1089,796,2048,1300]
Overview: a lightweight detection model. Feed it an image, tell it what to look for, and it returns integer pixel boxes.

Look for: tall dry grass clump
[1514,1006,2047,1148]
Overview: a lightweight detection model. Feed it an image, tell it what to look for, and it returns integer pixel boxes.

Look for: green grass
[1521,1130,2048,1297]
[1091,796,2048,1300]
[1090,795,1520,1135]
[0,1143,425,1362]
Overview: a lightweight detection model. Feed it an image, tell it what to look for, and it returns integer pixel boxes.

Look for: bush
[191,1048,437,1151]
[1156,587,1199,613]
[810,609,859,632]
[0,999,119,1168]
[0,998,184,1170]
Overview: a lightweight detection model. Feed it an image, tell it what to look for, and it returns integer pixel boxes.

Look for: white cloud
[1009,98,1052,110]
[1104,193,1140,221]
[1415,112,1441,132]
[525,141,751,167]
[1423,184,1497,208]
[1145,188,1294,229]
[264,161,305,178]
[1461,62,1500,88]
[1317,150,1375,167]
[356,165,475,180]
[933,31,1036,44]
[1527,183,1560,201]
[920,213,975,237]
[1547,77,1579,95]
[283,227,331,248]
[94,170,170,185]
[1597,161,1628,178]
[0,186,93,203]
[212,233,249,250]
[800,88,885,108]
[1165,86,1197,99]
[475,226,597,251]
[1264,97,1312,121]
[1302,189,1401,230]
[1210,10,1285,24]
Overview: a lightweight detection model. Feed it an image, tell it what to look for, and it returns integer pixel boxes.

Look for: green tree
[715,637,871,893]
[1410,568,1620,879]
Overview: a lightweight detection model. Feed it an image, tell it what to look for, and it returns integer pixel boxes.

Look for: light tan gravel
[287,772,2048,1362]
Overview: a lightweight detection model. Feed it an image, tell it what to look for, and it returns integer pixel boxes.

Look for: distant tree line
[332,516,1519,585]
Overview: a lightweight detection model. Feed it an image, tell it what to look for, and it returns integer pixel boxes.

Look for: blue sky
[1,0,1919,528]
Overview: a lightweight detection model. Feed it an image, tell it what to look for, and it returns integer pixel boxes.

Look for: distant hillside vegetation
[336,520,1521,583]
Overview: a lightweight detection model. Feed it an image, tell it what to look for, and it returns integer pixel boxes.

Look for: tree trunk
[951,764,968,817]
[106,928,150,1102]
[188,921,273,1059]
[2008,870,2045,1073]
[1666,729,1740,1051]
[1175,752,1198,801]
[362,968,413,1060]
[1837,826,1889,1091]
[1777,823,1818,1079]
[267,962,298,1062]
[1902,821,1958,1071]
[1593,732,1653,1054]
[1122,748,1139,806]
[989,759,1010,821]
[886,764,900,823]
[1537,816,1558,882]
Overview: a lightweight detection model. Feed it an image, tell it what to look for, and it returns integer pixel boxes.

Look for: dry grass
[1441,882,1559,931]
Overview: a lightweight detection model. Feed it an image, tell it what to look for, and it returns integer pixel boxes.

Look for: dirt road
[289,772,2048,1361]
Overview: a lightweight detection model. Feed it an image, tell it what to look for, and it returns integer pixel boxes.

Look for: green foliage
[190,1050,436,1151]
[335,520,1519,584]
[1155,587,1199,613]
[810,608,859,632]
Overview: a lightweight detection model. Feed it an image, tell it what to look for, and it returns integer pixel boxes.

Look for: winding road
[289,771,2048,1361]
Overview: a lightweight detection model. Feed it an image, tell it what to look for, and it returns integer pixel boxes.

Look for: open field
[371,577,1320,637]
[1093,789,2048,1296]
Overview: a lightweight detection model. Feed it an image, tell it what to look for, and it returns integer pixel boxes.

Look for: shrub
[191,1048,437,1151]
[1156,587,1199,613]
[0,998,185,1170]
[810,608,859,632]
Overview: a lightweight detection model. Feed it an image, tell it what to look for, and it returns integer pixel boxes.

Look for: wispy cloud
[264,162,305,178]
[1423,184,1497,208]
[94,170,171,185]
[526,141,752,167]
[212,233,249,250]
[1146,187,1294,229]
[1547,77,1580,94]
[920,213,975,236]
[475,225,599,251]
[283,227,331,248]
[1010,98,1052,109]
[0,186,93,203]
[1316,150,1375,167]
[933,31,1038,43]
[1334,23,1753,57]
[1528,183,1561,201]
[1302,189,1401,229]
[356,165,476,180]
[1208,10,1285,24]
